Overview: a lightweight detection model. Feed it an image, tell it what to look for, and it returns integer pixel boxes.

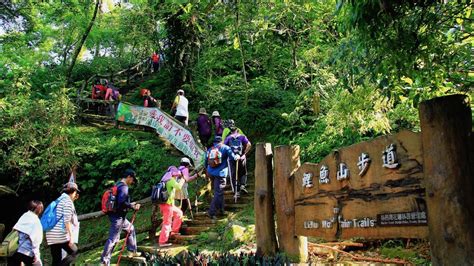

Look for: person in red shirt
[92,83,107,100]
[151,51,160,73]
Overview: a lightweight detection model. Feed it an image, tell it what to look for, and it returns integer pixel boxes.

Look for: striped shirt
[45,194,76,245]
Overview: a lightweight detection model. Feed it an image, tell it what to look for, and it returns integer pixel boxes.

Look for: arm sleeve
[63,201,74,224]
[117,185,133,209]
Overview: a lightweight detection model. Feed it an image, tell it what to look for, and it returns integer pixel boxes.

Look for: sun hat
[212,111,220,117]
[63,182,81,193]
[180,157,193,167]
[123,169,138,183]
[199,108,207,115]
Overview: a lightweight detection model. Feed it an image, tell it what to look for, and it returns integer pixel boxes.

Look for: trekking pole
[117,210,138,266]
[187,198,194,220]
[234,159,239,203]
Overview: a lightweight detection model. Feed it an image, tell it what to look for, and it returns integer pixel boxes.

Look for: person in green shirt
[221,119,245,141]
[156,166,185,247]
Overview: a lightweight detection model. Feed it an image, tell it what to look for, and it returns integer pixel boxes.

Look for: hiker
[196,108,212,147]
[151,51,160,72]
[211,111,223,137]
[92,81,107,100]
[45,182,80,266]
[206,136,240,219]
[222,119,245,141]
[225,125,252,197]
[150,166,179,240]
[9,200,44,266]
[157,166,186,247]
[175,157,198,216]
[101,169,141,265]
[171,89,189,125]
[142,89,158,108]
[104,81,121,101]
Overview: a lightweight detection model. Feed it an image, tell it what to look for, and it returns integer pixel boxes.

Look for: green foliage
[380,240,430,265]
[0,87,75,194]
[69,126,181,213]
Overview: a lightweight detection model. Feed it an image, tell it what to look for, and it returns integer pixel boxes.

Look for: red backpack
[101,182,123,214]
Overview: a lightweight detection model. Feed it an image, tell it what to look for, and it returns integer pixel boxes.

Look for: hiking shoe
[240,185,248,194]
[159,243,172,248]
[208,213,217,220]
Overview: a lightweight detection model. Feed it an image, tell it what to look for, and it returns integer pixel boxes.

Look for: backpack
[229,135,243,155]
[0,230,19,257]
[151,181,168,204]
[41,197,65,232]
[207,144,223,168]
[101,182,124,214]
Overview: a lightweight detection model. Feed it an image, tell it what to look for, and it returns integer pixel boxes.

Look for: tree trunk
[419,94,474,265]
[274,145,308,262]
[255,143,278,256]
[65,0,100,87]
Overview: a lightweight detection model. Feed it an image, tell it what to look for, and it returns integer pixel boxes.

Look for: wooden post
[255,143,278,256]
[274,145,308,262]
[419,94,474,265]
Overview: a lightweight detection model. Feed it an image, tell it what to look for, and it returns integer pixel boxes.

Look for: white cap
[212,111,220,117]
[177,89,184,95]
[180,157,192,166]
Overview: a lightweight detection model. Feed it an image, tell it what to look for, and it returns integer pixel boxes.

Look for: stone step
[137,244,187,255]
[185,219,217,226]
[224,189,254,195]
[224,203,249,210]
[181,226,211,235]
[170,234,198,244]
[119,255,147,265]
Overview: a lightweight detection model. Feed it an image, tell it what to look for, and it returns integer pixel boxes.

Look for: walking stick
[234,159,239,203]
[117,210,138,266]
[187,198,194,220]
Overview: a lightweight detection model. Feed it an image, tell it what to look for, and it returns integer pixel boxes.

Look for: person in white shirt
[10,200,44,266]
[171,89,189,125]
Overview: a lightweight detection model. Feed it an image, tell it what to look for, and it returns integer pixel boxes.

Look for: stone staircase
[122,177,255,264]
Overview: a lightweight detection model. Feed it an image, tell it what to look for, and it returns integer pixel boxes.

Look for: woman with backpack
[45,182,80,266]
[9,200,44,266]
[175,158,198,216]
[154,165,186,247]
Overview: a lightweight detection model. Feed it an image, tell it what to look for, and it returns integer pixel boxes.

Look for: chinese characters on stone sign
[357,153,371,176]
[314,144,399,185]
[336,163,349,180]
[302,172,314,188]
[319,165,330,184]
[382,143,400,169]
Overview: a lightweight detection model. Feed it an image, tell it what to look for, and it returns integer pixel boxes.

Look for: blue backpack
[41,197,65,232]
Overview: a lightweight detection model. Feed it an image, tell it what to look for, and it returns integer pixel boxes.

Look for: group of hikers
[7,91,252,264]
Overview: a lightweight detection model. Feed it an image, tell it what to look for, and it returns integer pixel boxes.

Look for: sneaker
[159,243,172,248]
[240,185,248,194]
[208,213,217,220]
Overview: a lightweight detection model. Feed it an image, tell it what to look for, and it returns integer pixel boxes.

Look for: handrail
[77,57,152,100]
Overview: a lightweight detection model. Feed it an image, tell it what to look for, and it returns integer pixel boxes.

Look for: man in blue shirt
[205,136,240,219]
[101,169,141,265]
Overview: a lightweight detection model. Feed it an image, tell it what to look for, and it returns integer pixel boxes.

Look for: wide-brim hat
[199,108,207,115]
[212,111,220,117]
